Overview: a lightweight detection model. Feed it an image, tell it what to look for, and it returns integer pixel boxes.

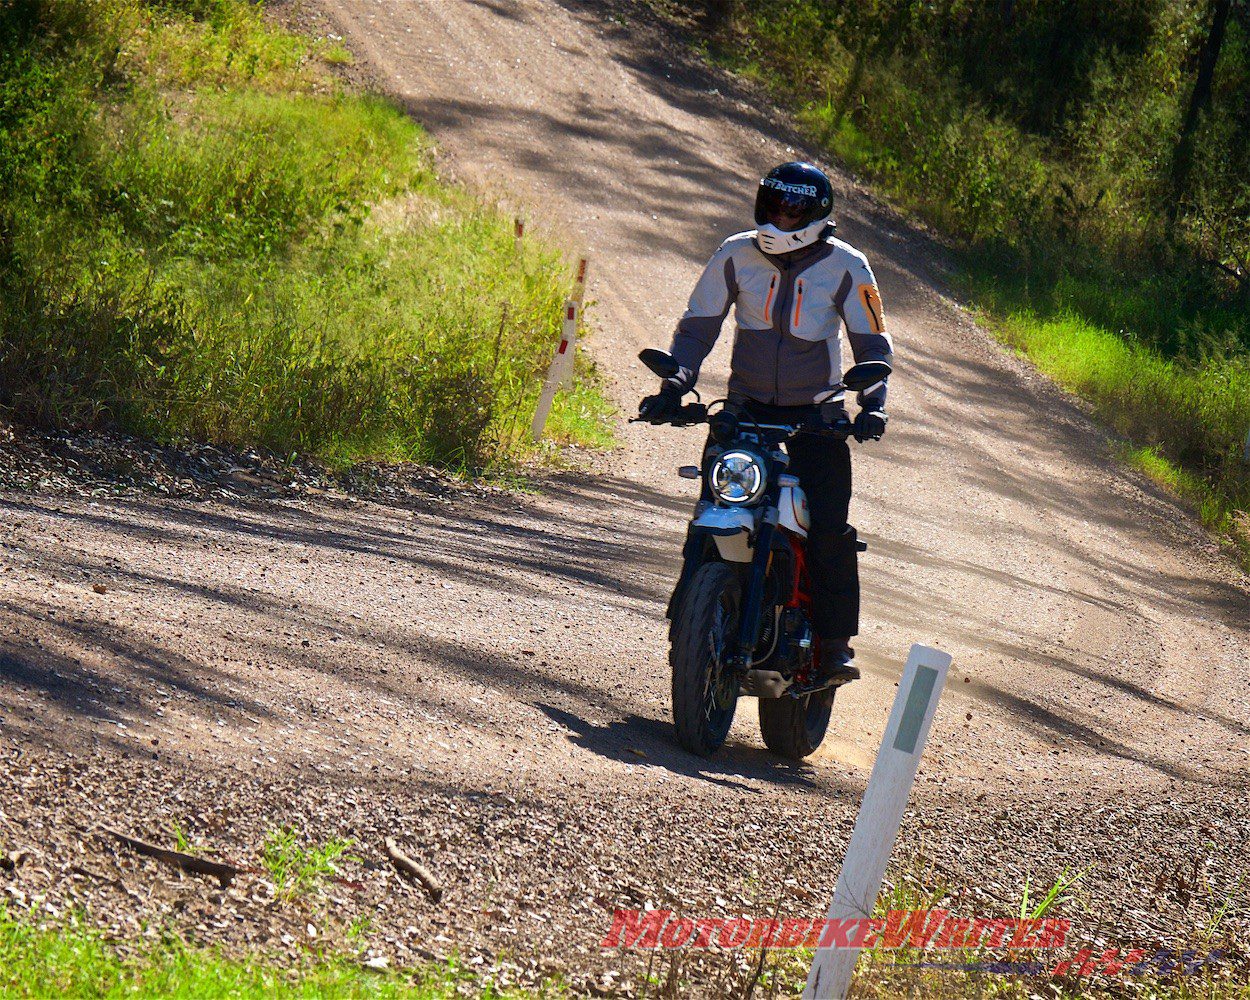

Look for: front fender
[667,504,759,634]
[691,506,756,537]
[692,505,756,563]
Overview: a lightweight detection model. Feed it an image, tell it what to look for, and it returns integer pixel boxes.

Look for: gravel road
[2,0,1247,993]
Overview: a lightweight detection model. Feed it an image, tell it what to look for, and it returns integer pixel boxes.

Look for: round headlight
[709,450,767,505]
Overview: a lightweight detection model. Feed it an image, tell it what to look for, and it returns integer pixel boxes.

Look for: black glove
[853,406,888,442]
[638,383,683,423]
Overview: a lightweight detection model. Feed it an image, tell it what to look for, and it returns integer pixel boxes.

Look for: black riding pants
[701,400,860,641]
[786,430,859,641]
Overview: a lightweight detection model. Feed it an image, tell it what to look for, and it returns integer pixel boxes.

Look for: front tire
[759,688,834,759]
[671,561,741,756]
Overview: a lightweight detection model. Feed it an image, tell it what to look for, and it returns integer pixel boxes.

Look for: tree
[827,0,915,129]
[1169,0,1234,224]
[688,0,738,39]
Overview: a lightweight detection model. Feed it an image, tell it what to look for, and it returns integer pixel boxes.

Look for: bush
[0,0,611,471]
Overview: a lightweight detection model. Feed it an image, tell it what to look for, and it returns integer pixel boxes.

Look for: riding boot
[808,524,861,685]
[820,636,861,685]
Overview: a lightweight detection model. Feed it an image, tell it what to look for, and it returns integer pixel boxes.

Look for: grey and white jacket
[667,226,893,409]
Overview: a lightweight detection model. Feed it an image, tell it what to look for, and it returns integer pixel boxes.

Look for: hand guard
[638,383,683,423]
[853,406,888,442]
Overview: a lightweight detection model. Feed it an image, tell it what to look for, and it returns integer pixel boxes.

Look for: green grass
[1019,866,1090,921]
[322,44,355,68]
[167,821,200,857]
[964,279,1250,566]
[845,857,1243,999]
[681,849,1245,999]
[260,827,359,900]
[0,904,550,998]
[0,0,613,472]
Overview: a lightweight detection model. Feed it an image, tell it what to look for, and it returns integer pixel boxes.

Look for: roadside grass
[0,0,613,473]
[0,903,549,999]
[260,827,359,900]
[963,273,1250,568]
[167,821,201,857]
[844,855,1245,1000]
[801,87,1250,573]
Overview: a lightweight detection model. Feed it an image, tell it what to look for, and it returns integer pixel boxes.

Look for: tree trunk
[1169,0,1232,222]
[701,0,735,36]
[832,48,866,130]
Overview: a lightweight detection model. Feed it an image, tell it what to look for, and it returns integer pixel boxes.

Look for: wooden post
[514,217,524,254]
[804,644,952,1000]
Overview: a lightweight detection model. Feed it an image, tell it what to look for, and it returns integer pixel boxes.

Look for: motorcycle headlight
[708,450,767,505]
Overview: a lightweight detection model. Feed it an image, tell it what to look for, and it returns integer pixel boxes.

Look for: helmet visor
[754,179,825,231]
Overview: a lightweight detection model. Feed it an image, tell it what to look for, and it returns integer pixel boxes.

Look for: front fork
[668,504,778,675]
[727,512,777,675]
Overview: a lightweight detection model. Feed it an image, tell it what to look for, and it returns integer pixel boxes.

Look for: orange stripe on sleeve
[859,284,885,334]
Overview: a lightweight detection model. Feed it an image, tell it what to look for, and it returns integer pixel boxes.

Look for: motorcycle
[635,348,891,759]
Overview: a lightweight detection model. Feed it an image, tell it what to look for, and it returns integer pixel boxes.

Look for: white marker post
[572,256,589,307]
[530,299,579,442]
[804,643,952,1000]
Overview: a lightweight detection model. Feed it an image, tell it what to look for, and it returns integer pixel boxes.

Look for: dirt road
[2,0,1248,991]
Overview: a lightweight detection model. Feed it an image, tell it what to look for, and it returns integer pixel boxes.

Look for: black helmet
[753,161,834,253]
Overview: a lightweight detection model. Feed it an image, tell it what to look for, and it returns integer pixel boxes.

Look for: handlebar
[632,405,854,440]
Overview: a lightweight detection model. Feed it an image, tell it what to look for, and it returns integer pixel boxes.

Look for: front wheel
[758,688,834,759]
[671,561,741,756]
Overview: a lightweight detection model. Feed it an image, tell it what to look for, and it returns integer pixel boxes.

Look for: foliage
[0,0,612,471]
[690,0,1250,561]
[0,902,550,997]
[968,274,1250,562]
[1020,866,1090,921]
[713,1,1250,289]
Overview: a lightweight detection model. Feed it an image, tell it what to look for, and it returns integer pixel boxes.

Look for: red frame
[784,533,822,682]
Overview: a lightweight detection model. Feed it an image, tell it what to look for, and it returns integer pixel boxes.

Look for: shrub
[0,0,611,471]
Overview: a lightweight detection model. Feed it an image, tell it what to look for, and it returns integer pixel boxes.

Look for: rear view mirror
[639,348,680,379]
[842,360,892,392]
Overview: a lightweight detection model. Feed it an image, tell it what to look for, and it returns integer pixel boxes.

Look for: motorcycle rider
[639,161,893,685]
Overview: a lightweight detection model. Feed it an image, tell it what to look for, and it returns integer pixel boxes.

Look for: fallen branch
[98,826,239,888]
[384,836,442,902]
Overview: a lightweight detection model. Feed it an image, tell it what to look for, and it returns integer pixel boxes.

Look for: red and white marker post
[531,298,580,442]
[531,258,590,442]
[572,256,589,306]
